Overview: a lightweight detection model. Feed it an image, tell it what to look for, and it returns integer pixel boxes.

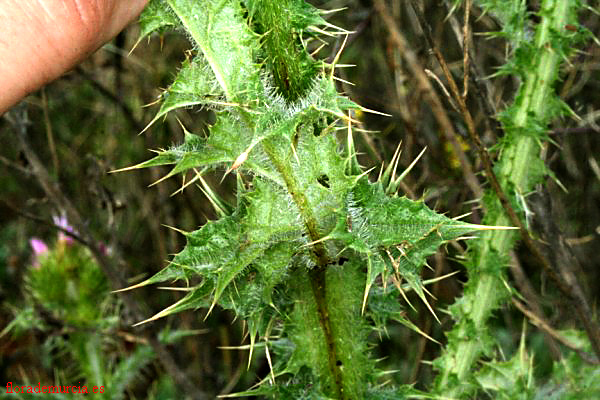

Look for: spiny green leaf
[121,214,245,290]
[126,115,254,181]
[333,180,477,251]
[165,0,260,101]
[329,179,483,313]
[144,57,225,131]
[136,75,357,187]
[243,179,302,244]
[138,0,180,41]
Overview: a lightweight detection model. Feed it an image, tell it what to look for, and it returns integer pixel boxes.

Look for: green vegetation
[2,1,599,399]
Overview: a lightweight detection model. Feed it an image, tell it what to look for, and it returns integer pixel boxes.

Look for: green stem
[262,139,346,398]
[246,1,347,394]
[261,140,330,265]
[437,0,574,396]
[308,267,345,399]
[249,0,318,101]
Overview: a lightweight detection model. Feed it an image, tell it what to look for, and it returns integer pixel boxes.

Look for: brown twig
[0,153,32,175]
[512,298,599,364]
[1,200,90,247]
[462,0,472,100]
[509,252,561,360]
[373,0,484,203]
[550,125,600,135]
[41,89,59,174]
[444,2,502,139]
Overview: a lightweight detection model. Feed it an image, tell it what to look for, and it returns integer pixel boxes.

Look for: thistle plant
[433,1,597,398]
[2,0,597,398]
[118,0,497,397]
[2,219,156,400]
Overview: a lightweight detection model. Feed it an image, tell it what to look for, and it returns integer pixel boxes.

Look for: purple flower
[29,238,49,268]
[98,242,110,256]
[30,238,48,255]
[53,215,76,244]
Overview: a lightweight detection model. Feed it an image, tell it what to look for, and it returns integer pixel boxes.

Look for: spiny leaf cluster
[128,0,488,397]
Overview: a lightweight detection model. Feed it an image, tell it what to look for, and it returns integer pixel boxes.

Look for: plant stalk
[436,0,577,395]
[262,139,347,398]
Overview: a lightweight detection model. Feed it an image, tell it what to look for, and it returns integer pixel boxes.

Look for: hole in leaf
[312,123,321,136]
[317,174,330,188]
[239,2,249,20]
[205,109,217,126]
[193,109,216,137]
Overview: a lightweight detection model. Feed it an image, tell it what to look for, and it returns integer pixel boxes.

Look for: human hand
[0,0,148,114]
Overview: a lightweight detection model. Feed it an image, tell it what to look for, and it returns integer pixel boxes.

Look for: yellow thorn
[389,142,402,183]
[248,332,256,370]
[453,223,519,231]
[218,344,261,350]
[421,271,460,287]
[265,342,276,384]
[171,171,201,196]
[129,37,143,56]
[111,279,151,293]
[310,42,327,57]
[359,105,392,117]
[149,171,174,187]
[300,235,331,248]
[141,96,162,108]
[332,75,355,86]
[160,224,187,235]
[109,162,149,174]
[420,293,441,324]
[391,274,416,312]
[131,298,184,327]
[377,161,385,182]
[204,300,218,321]
[452,212,473,221]
[156,286,193,292]
[396,146,427,183]
[361,282,371,315]
[308,25,336,37]
[291,141,300,164]
[314,107,360,124]
[352,166,377,184]
[330,34,349,80]
[319,7,348,14]
[196,182,225,217]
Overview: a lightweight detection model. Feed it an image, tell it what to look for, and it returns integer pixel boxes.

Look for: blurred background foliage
[1,0,599,398]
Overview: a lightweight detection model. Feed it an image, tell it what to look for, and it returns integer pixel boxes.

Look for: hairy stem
[261,139,346,397]
[249,0,318,102]
[436,0,579,396]
[308,267,345,399]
